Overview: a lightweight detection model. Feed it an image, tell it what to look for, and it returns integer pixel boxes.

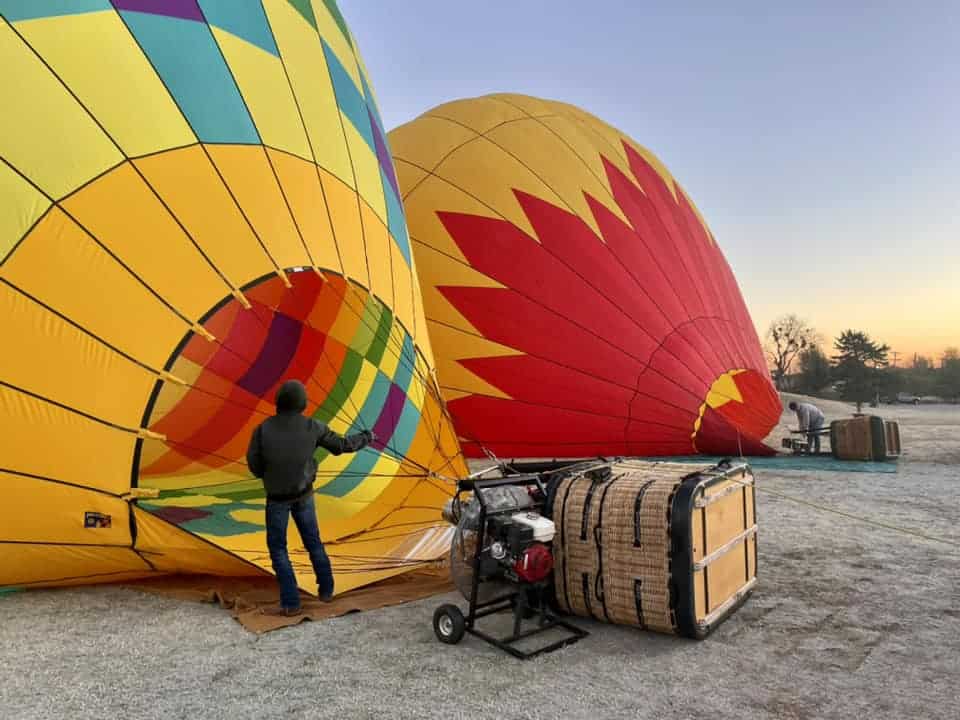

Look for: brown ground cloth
[118,566,454,634]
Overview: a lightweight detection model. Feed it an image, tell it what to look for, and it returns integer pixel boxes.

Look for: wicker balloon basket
[549,460,757,639]
[830,416,902,461]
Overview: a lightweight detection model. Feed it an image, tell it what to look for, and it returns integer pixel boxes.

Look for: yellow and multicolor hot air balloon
[390,94,782,459]
[0,1,463,593]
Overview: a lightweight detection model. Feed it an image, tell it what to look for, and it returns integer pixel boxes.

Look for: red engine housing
[513,542,554,583]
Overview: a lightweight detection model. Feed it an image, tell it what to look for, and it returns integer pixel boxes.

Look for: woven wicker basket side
[601,474,679,633]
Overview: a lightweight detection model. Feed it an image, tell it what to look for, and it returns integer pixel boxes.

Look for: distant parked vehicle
[894,393,942,405]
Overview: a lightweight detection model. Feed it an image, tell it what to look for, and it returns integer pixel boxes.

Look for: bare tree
[765,314,819,390]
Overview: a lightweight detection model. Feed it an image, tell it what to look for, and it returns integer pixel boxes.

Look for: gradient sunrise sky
[346,0,958,361]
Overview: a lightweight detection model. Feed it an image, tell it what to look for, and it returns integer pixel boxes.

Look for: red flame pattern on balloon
[433,142,781,457]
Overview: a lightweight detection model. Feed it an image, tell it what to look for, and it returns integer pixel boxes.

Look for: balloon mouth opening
[130,268,413,536]
[691,369,781,456]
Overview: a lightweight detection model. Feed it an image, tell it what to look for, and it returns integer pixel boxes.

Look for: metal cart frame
[435,474,588,660]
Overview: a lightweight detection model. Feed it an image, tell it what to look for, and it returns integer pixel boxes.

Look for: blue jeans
[265,493,334,610]
[808,420,823,454]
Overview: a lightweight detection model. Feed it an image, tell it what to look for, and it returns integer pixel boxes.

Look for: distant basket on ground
[546,460,756,639]
[831,416,902,461]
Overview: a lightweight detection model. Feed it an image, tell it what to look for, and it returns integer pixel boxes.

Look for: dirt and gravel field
[2,397,957,720]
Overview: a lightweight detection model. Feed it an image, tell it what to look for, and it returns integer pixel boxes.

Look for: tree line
[765,314,960,411]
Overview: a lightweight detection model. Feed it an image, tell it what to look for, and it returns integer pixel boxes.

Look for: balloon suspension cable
[480,445,503,471]
[466,464,503,481]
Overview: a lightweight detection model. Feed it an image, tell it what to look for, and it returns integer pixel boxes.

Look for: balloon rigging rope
[716,468,957,549]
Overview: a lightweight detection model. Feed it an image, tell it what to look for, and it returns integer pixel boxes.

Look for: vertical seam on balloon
[403,372,458,475]
[258,4,348,280]
[609,164,747,396]
[598,150,706,326]
[105,6,288,281]
[671,186,744,367]
[260,145,320,267]
[663,183,743,374]
[2,15,240,302]
[619,143,728,373]
[191,3,319,272]
[353,49,401,365]
[314,36,373,291]
[196,143,293,280]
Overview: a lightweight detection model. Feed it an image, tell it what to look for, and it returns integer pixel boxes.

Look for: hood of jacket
[275,379,307,414]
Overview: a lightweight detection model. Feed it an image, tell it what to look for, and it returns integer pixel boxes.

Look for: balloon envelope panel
[389,94,781,459]
[0,1,463,592]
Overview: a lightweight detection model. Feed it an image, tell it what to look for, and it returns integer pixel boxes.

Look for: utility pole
[891,350,900,368]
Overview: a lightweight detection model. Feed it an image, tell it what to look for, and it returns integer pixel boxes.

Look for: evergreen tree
[797,346,831,394]
[831,330,889,412]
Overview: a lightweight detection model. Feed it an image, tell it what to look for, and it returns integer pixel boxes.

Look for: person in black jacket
[247,379,374,615]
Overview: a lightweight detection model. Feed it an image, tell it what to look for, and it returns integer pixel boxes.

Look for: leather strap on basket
[632,479,656,547]
[593,473,621,622]
[557,477,577,614]
[580,478,601,540]
[633,578,645,628]
[582,573,593,618]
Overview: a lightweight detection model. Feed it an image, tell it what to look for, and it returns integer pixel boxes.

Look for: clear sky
[345,0,958,362]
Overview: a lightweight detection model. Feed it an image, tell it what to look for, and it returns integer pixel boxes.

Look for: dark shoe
[318,592,334,603]
[261,605,303,617]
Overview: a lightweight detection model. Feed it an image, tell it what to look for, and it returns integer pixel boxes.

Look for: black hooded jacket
[246,380,372,502]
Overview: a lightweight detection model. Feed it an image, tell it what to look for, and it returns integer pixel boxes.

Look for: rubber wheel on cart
[433,604,466,644]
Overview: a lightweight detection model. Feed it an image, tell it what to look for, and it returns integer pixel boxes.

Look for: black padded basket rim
[869,415,887,460]
[670,460,756,640]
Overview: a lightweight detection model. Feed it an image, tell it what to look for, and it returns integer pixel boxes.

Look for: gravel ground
[2,400,958,720]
